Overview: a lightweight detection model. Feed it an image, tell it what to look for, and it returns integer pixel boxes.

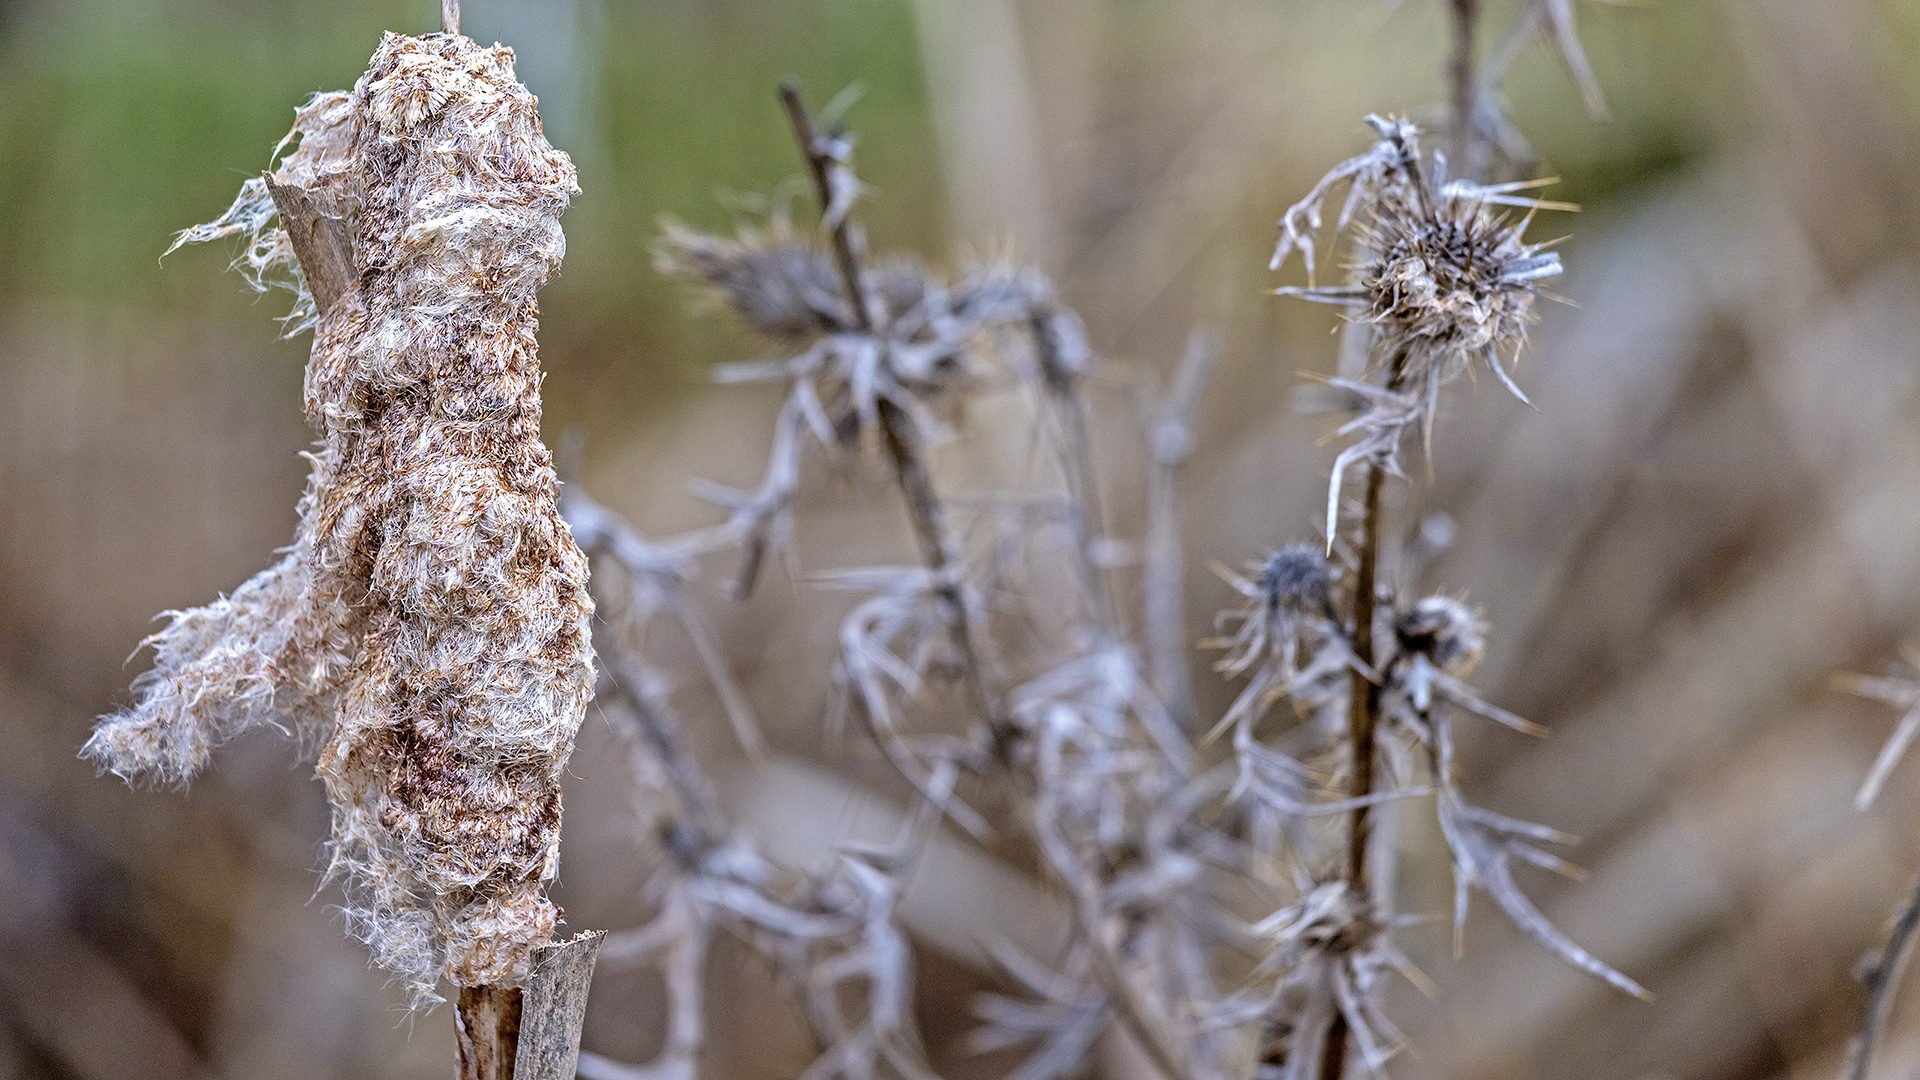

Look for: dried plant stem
[262,177,354,316]
[1322,346,1410,1080]
[456,933,605,1080]
[877,398,1018,745]
[1033,797,1200,1080]
[1044,359,1117,638]
[456,984,521,1080]
[1145,331,1218,732]
[1847,872,1920,1080]
[780,81,877,333]
[1343,461,1387,894]
[778,82,1204,1080]
[599,644,727,851]
[443,0,460,35]
[1315,463,1385,1080]
[1449,0,1480,174]
[779,82,1014,745]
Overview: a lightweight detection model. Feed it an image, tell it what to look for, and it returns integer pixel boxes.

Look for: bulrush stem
[779,83,1013,748]
[1448,0,1479,177]
[442,0,460,35]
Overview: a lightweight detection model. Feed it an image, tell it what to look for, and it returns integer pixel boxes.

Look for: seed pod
[86,31,593,1002]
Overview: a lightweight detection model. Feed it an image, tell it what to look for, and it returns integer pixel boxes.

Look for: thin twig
[599,642,728,855]
[1033,310,1117,639]
[1847,872,1920,1080]
[780,81,876,334]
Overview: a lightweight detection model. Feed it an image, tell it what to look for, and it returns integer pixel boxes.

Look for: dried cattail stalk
[85,31,591,1002]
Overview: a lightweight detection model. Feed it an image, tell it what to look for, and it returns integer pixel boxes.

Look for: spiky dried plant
[84,29,592,1003]
[1244,78,1642,1080]
[1832,651,1920,1080]
[558,4,1642,1079]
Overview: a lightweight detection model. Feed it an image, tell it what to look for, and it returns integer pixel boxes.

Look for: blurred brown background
[4,0,1920,1077]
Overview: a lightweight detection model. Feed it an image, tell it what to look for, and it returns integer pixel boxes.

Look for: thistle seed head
[1259,543,1334,620]
[1273,115,1568,406]
[1394,595,1486,676]
[1357,186,1559,361]
[656,222,853,339]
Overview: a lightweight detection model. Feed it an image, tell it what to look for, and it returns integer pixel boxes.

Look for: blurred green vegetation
[0,0,1887,439]
[0,0,942,434]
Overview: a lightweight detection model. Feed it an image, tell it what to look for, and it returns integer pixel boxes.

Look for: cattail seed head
[87,31,592,1004]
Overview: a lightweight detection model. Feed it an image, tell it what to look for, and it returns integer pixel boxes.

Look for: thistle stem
[1343,462,1387,890]
[1321,348,1408,1080]
[1448,0,1479,178]
[779,83,1013,747]
[1848,870,1920,1080]
[780,81,877,334]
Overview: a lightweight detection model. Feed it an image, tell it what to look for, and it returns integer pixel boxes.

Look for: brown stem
[780,82,1013,746]
[779,81,876,333]
[1316,459,1384,1080]
[264,176,355,317]
[455,933,604,1080]
[1343,463,1387,891]
[877,397,1016,748]
[456,984,521,1080]
[1448,0,1480,178]
[1320,347,1410,1080]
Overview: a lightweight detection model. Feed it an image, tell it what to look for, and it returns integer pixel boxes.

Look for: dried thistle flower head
[1394,595,1486,677]
[1359,179,1559,363]
[1259,543,1336,619]
[656,221,852,340]
[1274,115,1569,406]
[86,31,591,1003]
[1213,543,1336,681]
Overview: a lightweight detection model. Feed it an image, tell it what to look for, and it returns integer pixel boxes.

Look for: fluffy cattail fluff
[84,32,592,1002]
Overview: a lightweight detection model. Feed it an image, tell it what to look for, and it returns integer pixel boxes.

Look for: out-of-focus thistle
[83,31,592,1003]
[1271,115,1573,543]
[1833,650,1920,1080]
